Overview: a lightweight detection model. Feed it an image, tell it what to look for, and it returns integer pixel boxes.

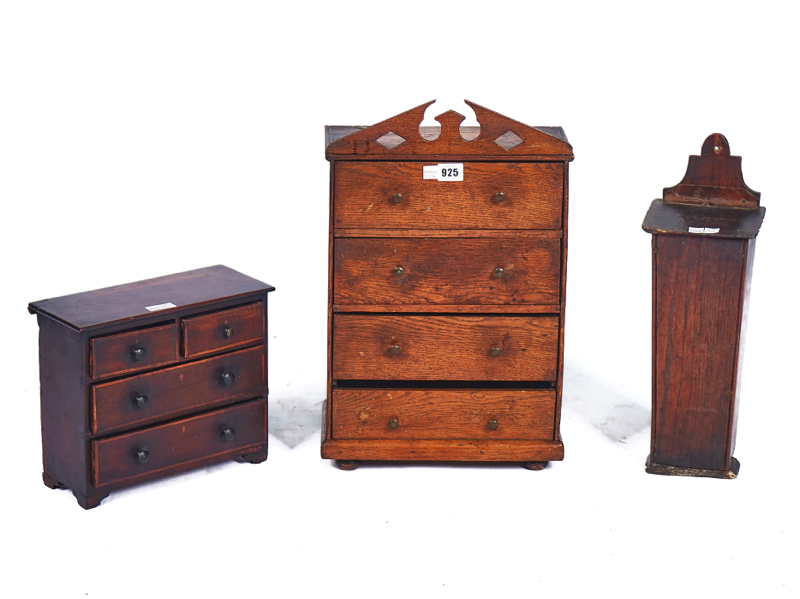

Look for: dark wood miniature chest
[642,134,765,478]
[29,265,275,508]
[321,101,574,469]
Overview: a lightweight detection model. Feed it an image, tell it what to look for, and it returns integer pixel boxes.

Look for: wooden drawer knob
[488,419,499,431]
[133,394,149,409]
[223,326,235,339]
[135,449,150,464]
[493,192,506,203]
[131,347,147,361]
[391,193,403,204]
[490,346,502,358]
[393,266,404,277]
[493,267,505,279]
[388,417,399,430]
[388,344,401,356]
[221,427,236,441]
[220,371,235,386]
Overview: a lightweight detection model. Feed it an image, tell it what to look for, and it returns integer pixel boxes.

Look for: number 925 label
[423,163,464,182]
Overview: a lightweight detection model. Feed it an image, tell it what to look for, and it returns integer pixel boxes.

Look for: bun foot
[522,461,548,471]
[73,491,109,510]
[336,460,361,471]
[235,449,268,464]
[42,472,66,490]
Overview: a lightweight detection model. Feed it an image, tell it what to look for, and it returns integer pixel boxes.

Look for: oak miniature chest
[322,101,574,469]
[29,265,275,508]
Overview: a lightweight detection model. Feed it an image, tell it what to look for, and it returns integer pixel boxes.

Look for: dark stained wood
[644,134,763,478]
[90,323,179,379]
[28,265,275,333]
[334,237,561,306]
[325,100,574,160]
[332,389,556,440]
[92,399,266,487]
[332,315,558,381]
[30,267,274,508]
[334,161,563,230]
[324,102,570,467]
[182,301,265,357]
[92,346,265,434]
[336,460,361,471]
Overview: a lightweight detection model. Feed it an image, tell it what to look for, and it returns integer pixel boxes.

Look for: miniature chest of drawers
[322,101,574,469]
[29,265,275,508]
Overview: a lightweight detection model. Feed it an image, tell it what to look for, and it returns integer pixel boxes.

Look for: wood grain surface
[332,388,556,440]
[90,323,179,379]
[334,237,560,305]
[334,161,563,230]
[332,315,558,381]
[182,301,264,357]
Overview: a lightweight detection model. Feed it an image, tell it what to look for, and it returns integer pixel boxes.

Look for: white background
[2,1,798,597]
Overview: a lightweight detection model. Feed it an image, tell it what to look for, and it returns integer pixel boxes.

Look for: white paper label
[145,302,177,312]
[423,163,464,181]
[688,227,720,234]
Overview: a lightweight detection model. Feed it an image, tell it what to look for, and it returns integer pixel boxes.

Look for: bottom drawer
[331,388,556,440]
[92,398,266,487]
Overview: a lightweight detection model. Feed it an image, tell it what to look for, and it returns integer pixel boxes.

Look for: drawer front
[92,346,265,434]
[182,302,264,357]
[91,323,179,379]
[334,237,561,306]
[332,388,556,440]
[92,398,267,487]
[334,161,563,230]
[332,315,558,381]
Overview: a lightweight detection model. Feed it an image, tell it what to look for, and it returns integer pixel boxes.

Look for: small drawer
[332,315,558,381]
[91,346,265,434]
[332,388,556,440]
[334,237,561,306]
[90,323,179,379]
[92,398,267,487]
[334,161,563,230]
[182,302,264,357]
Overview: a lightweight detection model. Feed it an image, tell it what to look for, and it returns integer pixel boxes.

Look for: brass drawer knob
[131,347,147,361]
[220,371,235,386]
[493,267,505,279]
[135,449,150,464]
[393,266,404,277]
[490,346,502,357]
[133,394,149,409]
[488,419,499,431]
[388,417,399,430]
[223,326,235,339]
[391,193,403,204]
[389,344,401,356]
[221,427,236,441]
[493,192,506,203]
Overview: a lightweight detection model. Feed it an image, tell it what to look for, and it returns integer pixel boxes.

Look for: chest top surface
[28,265,275,332]
[325,100,573,161]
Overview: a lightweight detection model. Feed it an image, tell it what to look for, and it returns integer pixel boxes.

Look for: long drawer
[332,315,558,381]
[91,398,267,487]
[332,388,556,440]
[334,161,563,230]
[91,346,264,434]
[334,237,561,306]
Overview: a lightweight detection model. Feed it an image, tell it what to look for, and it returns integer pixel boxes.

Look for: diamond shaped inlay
[376,132,406,150]
[494,130,523,150]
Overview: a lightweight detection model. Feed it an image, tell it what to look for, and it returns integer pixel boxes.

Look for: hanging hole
[376,132,406,150]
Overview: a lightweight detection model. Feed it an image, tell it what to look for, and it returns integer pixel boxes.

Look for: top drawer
[182,302,265,357]
[91,323,179,379]
[334,161,563,230]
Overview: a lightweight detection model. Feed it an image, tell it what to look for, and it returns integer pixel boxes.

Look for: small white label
[688,227,720,234]
[423,163,464,181]
[145,302,177,312]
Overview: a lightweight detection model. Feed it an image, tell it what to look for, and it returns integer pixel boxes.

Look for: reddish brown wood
[182,301,265,357]
[334,162,563,230]
[643,134,763,478]
[29,267,274,508]
[324,102,571,467]
[92,346,265,434]
[332,315,558,381]
[334,237,561,306]
[90,323,179,379]
[332,389,556,440]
